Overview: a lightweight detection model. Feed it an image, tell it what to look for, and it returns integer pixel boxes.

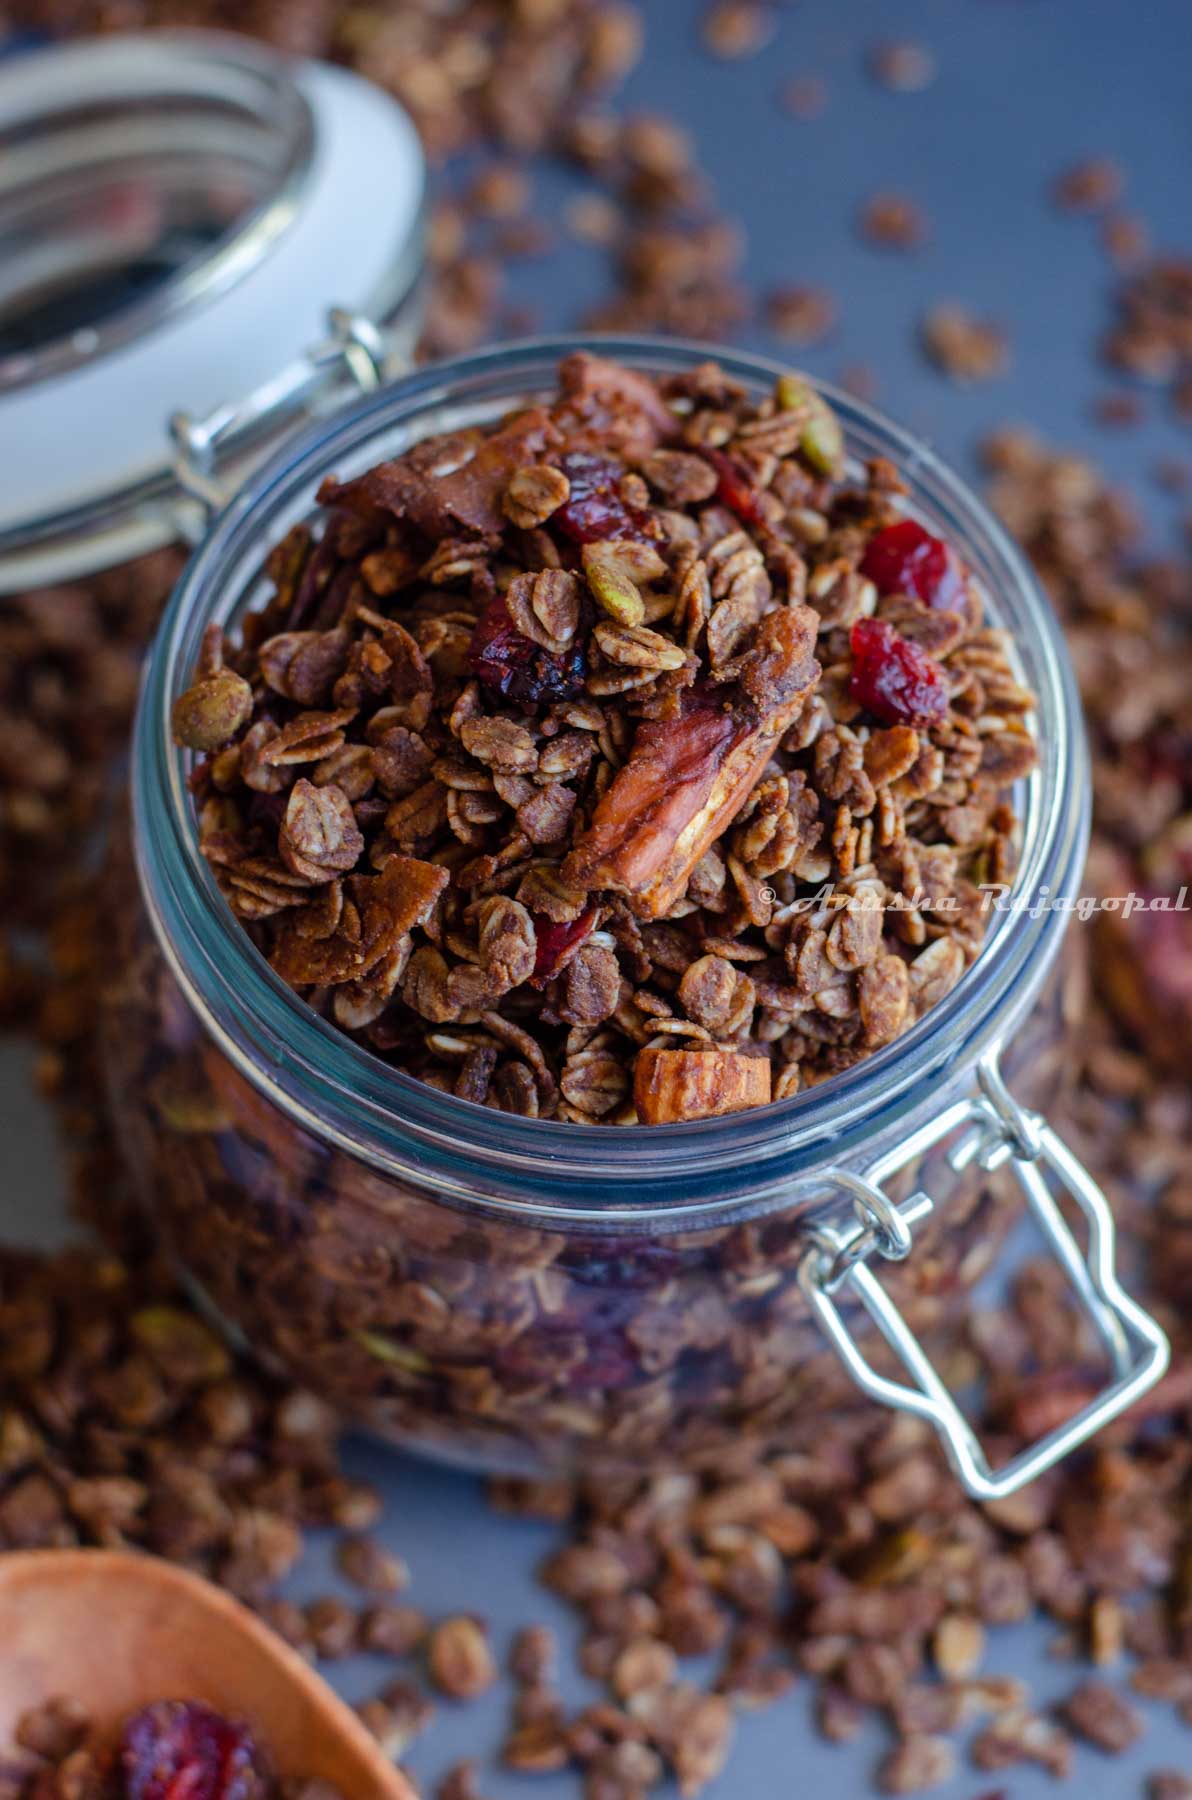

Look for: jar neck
[133,334,1090,1224]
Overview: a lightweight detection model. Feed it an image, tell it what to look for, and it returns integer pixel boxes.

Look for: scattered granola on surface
[779,73,828,120]
[867,40,937,94]
[1052,157,1125,216]
[1104,255,1192,392]
[762,285,837,346]
[700,0,773,61]
[172,352,1037,1125]
[859,193,930,253]
[921,307,1010,385]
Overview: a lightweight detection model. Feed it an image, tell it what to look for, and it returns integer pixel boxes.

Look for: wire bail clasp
[169,307,394,530]
[800,1052,1170,1500]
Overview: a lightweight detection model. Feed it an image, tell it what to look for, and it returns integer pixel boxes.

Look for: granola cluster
[173,352,1037,1125]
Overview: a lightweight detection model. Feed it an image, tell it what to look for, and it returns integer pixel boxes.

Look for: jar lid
[0,30,427,591]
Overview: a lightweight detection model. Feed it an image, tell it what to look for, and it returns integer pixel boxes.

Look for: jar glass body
[103,337,1091,1476]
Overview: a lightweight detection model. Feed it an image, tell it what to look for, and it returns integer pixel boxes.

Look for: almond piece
[634,1048,772,1124]
[564,607,820,918]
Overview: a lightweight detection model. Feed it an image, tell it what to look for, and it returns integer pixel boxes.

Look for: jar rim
[133,333,1090,1223]
[0,30,315,397]
[0,37,427,592]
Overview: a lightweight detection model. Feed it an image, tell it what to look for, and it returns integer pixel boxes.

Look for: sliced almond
[634,1048,771,1124]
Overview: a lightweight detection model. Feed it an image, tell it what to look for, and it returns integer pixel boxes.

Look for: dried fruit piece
[849,618,948,727]
[860,519,965,609]
[634,1048,771,1123]
[130,1306,232,1383]
[467,593,586,707]
[122,1700,262,1800]
[530,907,597,986]
[703,448,767,526]
[554,451,652,544]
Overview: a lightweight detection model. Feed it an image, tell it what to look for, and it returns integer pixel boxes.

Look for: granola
[171,352,1037,1126]
[4,6,1191,1794]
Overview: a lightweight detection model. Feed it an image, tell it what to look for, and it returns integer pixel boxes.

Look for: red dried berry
[468,593,586,707]
[860,518,965,610]
[849,617,948,727]
[567,1332,638,1392]
[530,906,597,986]
[703,448,767,527]
[122,1702,263,1800]
[554,452,652,544]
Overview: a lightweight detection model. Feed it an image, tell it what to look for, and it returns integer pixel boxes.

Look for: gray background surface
[5,0,1192,1793]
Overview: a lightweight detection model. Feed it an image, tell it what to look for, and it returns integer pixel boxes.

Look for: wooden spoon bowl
[0,1549,415,1798]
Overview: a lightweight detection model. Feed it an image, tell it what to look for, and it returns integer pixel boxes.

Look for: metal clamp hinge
[800,1051,1170,1500]
[169,307,394,530]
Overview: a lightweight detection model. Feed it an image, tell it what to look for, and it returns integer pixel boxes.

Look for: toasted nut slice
[564,607,820,917]
[634,1047,772,1124]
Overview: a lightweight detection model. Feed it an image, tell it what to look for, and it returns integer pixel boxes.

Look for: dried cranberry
[122,1702,262,1800]
[567,1332,639,1392]
[703,448,767,527]
[468,593,586,707]
[705,450,770,525]
[529,906,597,986]
[849,617,948,727]
[553,452,652,544]
[860,519,965,610]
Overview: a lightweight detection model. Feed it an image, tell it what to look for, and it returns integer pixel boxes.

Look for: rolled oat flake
[0,28,427,591]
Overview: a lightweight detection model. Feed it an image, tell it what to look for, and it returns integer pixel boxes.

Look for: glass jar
[101,337,1168,1498]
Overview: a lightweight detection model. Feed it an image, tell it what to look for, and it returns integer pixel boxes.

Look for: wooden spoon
[0,1549,415,1798]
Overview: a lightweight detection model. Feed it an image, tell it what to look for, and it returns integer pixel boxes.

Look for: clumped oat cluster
[173,352,1037,1125]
